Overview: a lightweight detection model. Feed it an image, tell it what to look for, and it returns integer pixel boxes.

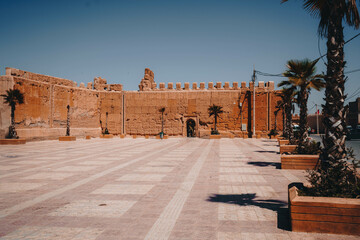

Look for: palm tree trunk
[298,87,309,146]
[66,105,70,136]
[9,104,17,139]
[214,115,217,131]
[282,108,287,138]
[161,112,164,133]
[285,102,294,143]
[323,14,347,163]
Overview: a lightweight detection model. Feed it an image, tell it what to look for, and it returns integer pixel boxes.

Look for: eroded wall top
[5,67,123,92]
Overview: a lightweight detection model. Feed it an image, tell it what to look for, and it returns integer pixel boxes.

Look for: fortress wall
[1,67,282,140]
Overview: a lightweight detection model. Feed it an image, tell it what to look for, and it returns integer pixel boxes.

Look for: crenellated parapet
[140,80,274,92]
[137,68,274,92]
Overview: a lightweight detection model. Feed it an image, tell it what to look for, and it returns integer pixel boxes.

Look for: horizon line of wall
[4,67,275,92]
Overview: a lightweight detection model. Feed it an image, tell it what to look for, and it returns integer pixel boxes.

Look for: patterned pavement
[0,138,357,240]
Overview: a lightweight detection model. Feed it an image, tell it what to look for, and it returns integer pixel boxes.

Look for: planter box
[279,139,289,145]
[100,134,113,139]
[280,145,297,154]
[289,186,360,235]
[59,136,76,141]
[281,154,319,170]
[145,135,149,139]
[85,135,91,140]
[120,134,125,138]
[0,138,26,145]
[210,135,221,139]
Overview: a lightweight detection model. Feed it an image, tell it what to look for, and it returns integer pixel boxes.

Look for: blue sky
[0,0,359,113]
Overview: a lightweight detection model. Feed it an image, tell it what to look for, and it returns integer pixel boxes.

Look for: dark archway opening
[186,119,196,137]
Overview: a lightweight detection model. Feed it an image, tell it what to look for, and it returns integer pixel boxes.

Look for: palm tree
[1,89,24,139]
[276,87,297,143]
[281,0,360,165]
[279,59,325,148]
[281,0,360,198]
[159,107,165,135]
[208,104,223,134]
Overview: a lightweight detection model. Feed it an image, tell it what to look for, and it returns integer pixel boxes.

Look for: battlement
[138,68,274,92]
[141,80,274,91]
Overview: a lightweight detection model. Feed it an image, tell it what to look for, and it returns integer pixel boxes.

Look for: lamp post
[252,68,256,138]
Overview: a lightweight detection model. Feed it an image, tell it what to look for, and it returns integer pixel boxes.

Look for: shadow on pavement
[255,150,278,153]
[207,193,290,231]
[247,161,281,169]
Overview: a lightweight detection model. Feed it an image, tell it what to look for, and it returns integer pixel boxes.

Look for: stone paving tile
[76,161,114,166]
[136,166,174,173]
[0,182,47,193]
[22,172,75,180]
[0,166,22,171]
[54,166,98,172]
[218,204,275,221]
[220,167,259,173]
[219,174,267,183]
[0,226,103,240]
[48,200,136,217]
[117,174,166,182]
[91,184,154,195]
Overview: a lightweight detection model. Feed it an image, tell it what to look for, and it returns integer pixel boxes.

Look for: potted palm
[208,104,223,139]
[279,59,324,169]
[282,0,360,235]
[0,89,26,144]
[59,105,76,141]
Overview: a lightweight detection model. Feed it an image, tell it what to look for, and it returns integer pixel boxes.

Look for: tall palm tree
[208,104,223,134]
[281,0,360,164]
[279,59,325,148]
[1,89,24,139]
[159,107,165,135]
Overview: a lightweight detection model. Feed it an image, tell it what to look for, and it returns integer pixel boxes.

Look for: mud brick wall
[1,67,282,140]
[124,89,282,137]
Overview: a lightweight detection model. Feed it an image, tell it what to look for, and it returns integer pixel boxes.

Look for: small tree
[66,105,70,136]
[208,104,223,135]
[1,89,24,139]
[159,107,165,135]
[280,59,325,150]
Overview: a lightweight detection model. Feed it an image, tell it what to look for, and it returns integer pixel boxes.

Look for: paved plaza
[0,138,357,240]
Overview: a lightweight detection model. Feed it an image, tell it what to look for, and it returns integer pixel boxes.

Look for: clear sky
[0,0,359,113]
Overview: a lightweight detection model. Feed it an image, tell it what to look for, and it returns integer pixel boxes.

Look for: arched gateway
[186,119,196,137]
